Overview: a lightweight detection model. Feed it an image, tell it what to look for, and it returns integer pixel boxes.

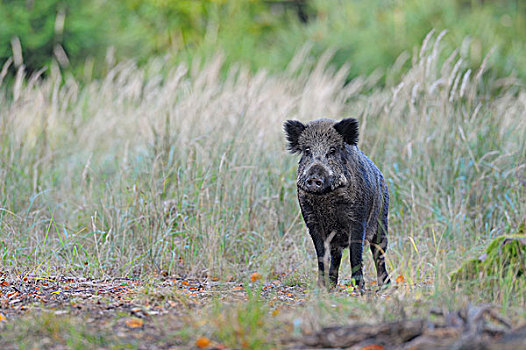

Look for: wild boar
[284,118,390,289]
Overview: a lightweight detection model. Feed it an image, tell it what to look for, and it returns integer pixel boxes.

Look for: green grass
[0,312,112,349]
[0,32,525,347]
[209,286,272,349]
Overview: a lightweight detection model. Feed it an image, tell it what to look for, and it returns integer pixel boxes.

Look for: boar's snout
[301,164,331,194]
[306,174,325,192]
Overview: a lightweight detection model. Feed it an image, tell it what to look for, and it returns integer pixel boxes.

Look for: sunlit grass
[0,31,525,320]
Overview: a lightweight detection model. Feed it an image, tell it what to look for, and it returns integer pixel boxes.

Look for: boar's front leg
[328,247,342,287]
[308,227,329,287]
[349,223,365,289]
[310,228,342,288]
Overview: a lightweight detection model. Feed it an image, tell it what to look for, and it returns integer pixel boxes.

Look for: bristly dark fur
[283,117,390,291]
[284,120,306,154]
[333,118,359,146]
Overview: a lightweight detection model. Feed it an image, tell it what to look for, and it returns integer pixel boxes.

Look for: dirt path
[0,273,312,349]
[1,273,525,349]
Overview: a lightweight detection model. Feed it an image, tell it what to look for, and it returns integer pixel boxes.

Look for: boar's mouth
[298,163,349,194]
[297,171,348,195]
[297,176,346,195]
[298,183,331,195]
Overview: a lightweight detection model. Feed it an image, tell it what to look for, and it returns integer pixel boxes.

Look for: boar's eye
[303,147,312,156]
[327,147,337,157]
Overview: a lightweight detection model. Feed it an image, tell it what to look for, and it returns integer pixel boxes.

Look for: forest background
[1,0,525,82]
[0,1,525,349]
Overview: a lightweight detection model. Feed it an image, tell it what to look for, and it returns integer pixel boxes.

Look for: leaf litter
[0,272,525,349]
[0,272,311,348]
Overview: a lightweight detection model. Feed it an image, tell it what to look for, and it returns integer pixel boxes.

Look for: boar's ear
[283,120,306,154]
[334,118,359,146]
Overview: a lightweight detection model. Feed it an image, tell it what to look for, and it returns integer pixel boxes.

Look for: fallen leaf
[195,336,211,348]
[51,290,62,294]
[7,291,19,298]
[125,318,144,328]
[250,272,262,282]
[0,314,6,321]
[362,345,384,350]
[396,275,405,284]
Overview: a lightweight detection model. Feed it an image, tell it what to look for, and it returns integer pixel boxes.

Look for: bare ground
[1,273,525,349]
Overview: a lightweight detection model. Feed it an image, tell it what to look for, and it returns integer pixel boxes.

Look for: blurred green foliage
[1,0,525,81]
[300,0,526,81]
[0,0,114,73]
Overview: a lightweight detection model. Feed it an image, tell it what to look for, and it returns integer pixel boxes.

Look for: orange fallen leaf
[362,345,384,350]
[370,280,377,286]
[125,318,144,328]
[233,286,243,290]
[272,309,280,316]
[0,314,6,322]
[396,275,405,284]
[250,272,262,282]
[7,291,19,298]
[286,293,294,297]
[195,336,211,348]
[1,281,9,287]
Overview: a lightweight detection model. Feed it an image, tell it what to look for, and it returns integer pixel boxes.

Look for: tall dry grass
[0,33,524,305]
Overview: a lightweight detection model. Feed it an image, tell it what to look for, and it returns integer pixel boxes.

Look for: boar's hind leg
[371,215,390,286]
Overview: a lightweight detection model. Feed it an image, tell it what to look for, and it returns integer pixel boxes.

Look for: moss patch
[451,232,526,297]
